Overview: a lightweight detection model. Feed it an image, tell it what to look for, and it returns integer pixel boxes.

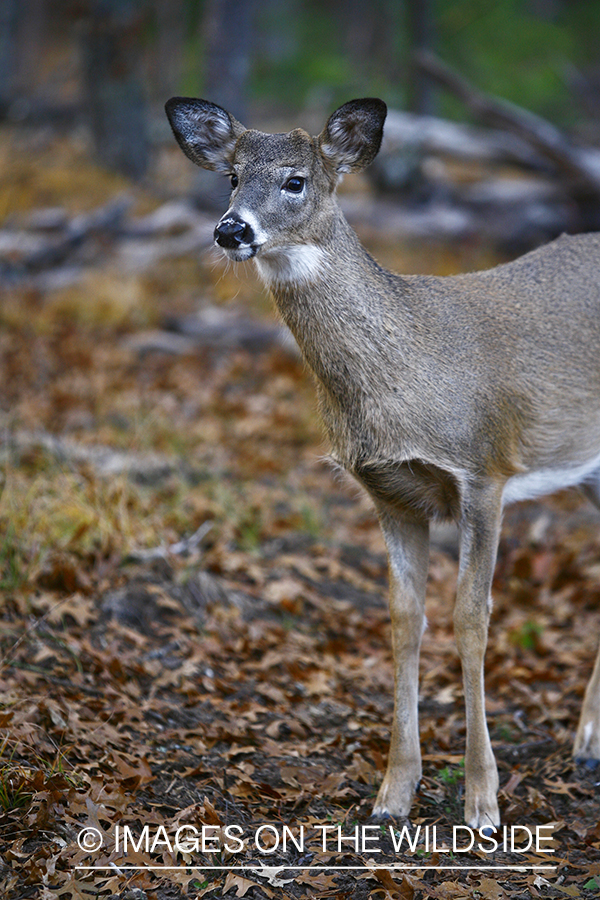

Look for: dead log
[379,108,547,170]
[164,307,300,357]
[416,51,600,196]
[0,196,131,285]
[2,430,174,482]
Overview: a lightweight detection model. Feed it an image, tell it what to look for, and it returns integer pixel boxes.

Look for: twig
[126,521,213,563]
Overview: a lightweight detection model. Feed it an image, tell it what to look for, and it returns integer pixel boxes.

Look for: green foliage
[0,768,32,812]
[0,739,33,813]
[245,0,598,125]
[299,502,322,538]
[252,2,375,109]
[437,0,576,123]
[511,618,543,651]
[437,760,465,819]
[438,760,465,786]
[495,722,519,743]
[236,506,264,551]
[0,523,28,593]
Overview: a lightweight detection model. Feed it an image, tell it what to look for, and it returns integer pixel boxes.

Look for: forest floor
[1,125,600,900]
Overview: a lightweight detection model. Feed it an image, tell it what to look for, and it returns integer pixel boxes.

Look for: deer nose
[214,216,254,249]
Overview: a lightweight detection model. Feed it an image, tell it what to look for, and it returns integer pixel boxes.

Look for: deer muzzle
[214,215,255,251]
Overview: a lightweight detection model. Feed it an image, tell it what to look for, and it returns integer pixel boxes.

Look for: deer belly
[502,450,600,505]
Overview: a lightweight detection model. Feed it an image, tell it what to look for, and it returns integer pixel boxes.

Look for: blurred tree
[81,0,150,180]
[406,0,436,114]
[0,0,51,122]
[152,0,185,101]
[18,0,47,101]
[255,0,300,92]
[344,0,378,73]
[0,0,20,115]
[202,0,255,123]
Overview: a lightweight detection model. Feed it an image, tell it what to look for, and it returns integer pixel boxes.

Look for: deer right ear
[318,98,387,176]
[165,97,246,173]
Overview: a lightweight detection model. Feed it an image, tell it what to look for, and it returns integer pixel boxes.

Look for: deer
[165,95,600,832]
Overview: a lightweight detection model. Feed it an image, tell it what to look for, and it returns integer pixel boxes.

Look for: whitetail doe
[165,96,600,830]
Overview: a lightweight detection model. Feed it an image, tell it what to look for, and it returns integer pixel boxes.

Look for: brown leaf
[222,872,259,897]
[374,869,415,899]
[110,753,154,788]
[475,876,507,899]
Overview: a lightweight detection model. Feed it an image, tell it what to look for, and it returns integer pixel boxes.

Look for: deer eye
[230,174,238,189]
[283,176,305,194]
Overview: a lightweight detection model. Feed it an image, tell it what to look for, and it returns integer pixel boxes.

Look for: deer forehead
[233,128,320,175]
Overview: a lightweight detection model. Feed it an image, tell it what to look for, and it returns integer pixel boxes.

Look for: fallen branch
[1,430,175,481]
[380,108,546,169]
[416,51,600,194]
[165,308,299,356]
[126,520,213,563]
[0,197,132,285]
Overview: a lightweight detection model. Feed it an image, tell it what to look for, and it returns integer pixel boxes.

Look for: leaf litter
[0,127,599,899]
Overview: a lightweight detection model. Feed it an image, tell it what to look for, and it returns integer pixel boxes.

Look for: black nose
[214,216,254,249]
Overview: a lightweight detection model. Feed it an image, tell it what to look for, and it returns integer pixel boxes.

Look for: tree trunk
[406,0,436,115]
[201,0,254,123]
[0,0,20,114]
[81,0,150,180]
[151,0,184,101]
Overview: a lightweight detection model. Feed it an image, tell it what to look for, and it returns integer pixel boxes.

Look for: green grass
[511,619,544,652]
[438,760,465,787]
[0,523,29,593]
[0,767,32,812]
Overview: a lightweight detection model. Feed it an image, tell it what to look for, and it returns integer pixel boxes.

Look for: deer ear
[318,98,387,176]
[165,97,246,173]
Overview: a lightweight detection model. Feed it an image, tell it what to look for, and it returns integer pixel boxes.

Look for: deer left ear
[318,98,387,176]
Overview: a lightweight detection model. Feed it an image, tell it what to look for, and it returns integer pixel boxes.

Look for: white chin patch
[223,245,256,262]
[255,245,325,287]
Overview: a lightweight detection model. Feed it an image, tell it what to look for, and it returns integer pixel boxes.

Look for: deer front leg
[454,484,503,831]
[373,512,429,818]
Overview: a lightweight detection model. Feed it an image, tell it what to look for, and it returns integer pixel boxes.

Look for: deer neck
[255,210,411,390]
[254,210,419,468]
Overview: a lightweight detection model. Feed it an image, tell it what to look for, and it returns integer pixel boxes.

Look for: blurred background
[2,0,600,247]
[0,0,599,239]
[2,1,600,122]
[1,0,600,180]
